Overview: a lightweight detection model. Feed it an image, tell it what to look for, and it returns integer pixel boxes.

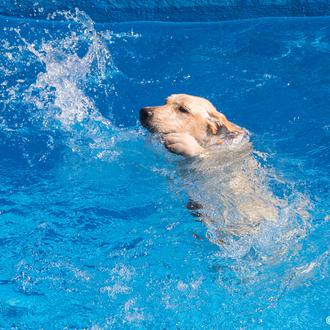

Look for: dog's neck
[203,129,249,152]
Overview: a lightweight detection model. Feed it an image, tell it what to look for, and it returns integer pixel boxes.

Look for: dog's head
[140,94,244,156]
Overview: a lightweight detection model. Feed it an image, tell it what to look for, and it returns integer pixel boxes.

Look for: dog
[140,94,301,245]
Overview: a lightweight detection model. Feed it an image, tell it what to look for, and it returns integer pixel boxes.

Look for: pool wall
[1,0,330,22]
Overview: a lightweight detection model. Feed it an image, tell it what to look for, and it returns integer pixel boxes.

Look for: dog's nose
[140,107,153,123]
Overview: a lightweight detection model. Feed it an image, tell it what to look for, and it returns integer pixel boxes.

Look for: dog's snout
[140,107,153,123]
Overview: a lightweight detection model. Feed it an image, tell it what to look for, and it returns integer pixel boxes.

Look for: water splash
[1,9,125,162]
[173,143,313,283]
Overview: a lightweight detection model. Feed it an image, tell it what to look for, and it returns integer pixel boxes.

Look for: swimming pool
[0,9,329,329]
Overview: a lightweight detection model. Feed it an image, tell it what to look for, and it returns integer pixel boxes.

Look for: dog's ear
[207,119,219,135]
[207,111,243,136]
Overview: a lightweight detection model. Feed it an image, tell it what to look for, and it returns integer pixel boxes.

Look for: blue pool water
[0,10,329,329]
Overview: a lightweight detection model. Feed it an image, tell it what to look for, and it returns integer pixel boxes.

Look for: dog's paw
[163,133,205,157]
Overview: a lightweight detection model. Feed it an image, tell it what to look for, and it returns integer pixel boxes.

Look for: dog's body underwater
[177,141,283,243]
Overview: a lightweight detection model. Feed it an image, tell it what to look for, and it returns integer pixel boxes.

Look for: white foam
[13,9,121,159]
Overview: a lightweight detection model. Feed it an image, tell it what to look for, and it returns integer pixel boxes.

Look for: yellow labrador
[140,94,297,244]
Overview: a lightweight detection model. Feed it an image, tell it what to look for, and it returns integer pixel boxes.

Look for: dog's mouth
[140,118,152,131]
[140,120,159,134]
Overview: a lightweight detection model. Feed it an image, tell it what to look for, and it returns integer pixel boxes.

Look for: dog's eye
[177,105,189,114]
